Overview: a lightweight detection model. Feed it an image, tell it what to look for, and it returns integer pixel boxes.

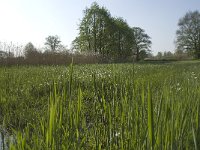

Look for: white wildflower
[177,87,181,91]
[115,132,120,137]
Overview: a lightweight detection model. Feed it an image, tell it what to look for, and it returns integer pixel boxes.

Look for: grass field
[0,61,200,149]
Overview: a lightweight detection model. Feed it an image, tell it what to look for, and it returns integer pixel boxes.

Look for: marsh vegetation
[0,61,200,149]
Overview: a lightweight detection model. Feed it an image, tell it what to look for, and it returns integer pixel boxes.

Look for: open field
[0,61,200,149]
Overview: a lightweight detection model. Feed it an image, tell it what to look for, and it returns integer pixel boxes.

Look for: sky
[0,0,199,55]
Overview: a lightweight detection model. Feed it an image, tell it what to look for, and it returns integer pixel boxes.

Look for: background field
[0,61,200,149]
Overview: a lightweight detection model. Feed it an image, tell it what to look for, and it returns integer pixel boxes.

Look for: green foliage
[45,35,61,52]
[73,2,151,61]
[23,42,37,58]
[0,61,200,149]
[132,27,152,61]
[176,10,200,58]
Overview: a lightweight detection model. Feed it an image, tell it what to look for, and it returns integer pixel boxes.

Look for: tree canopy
[176,10,200,58]
[132,27,151,61]
[45,35,61,52]
[73,2,151,61]
[24,42,37,58]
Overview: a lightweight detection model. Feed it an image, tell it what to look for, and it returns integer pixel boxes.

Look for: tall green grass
[0,62,200,149]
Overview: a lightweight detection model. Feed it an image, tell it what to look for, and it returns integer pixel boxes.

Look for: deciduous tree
[73,2,151,61]
[132,27,152,61]
[24,42,37,58]
[176,11,200,58]
[45,35,61,52]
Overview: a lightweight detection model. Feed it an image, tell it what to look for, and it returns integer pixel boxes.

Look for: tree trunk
[136,48,140,61]
[93,13,97,53]
[197,49,200,59]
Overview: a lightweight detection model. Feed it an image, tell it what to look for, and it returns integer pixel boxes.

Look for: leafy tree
[176,11,200,58]
[139,50,148,60]
[45,35,61,52]
[156,52,163,59]
[74,2,112,55]
[132,27,152,61]
[73,2,151,61]
[111,17,134,59]
[163,51,173,58]
[24,42,37,58]
[73,2,134,59]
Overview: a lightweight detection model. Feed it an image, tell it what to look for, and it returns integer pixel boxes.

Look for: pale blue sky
[0,0,199,54]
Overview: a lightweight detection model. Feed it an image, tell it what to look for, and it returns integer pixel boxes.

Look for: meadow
[0,61,200,149]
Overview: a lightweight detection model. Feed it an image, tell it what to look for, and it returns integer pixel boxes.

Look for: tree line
[0,2,200,65]
[72,2,200,60]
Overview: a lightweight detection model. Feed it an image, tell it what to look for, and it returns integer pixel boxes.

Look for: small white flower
[115,132,120,137]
